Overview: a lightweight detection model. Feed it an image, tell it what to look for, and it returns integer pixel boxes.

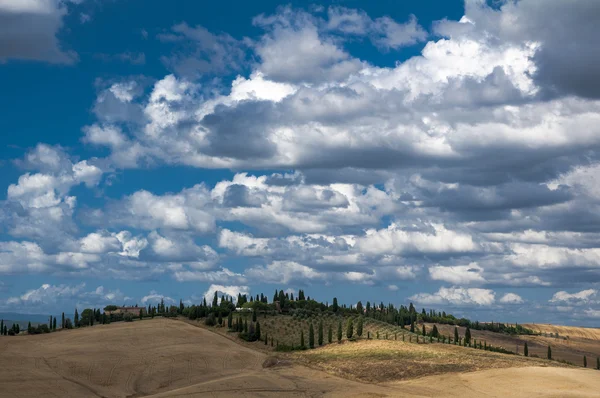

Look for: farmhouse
[105,306,146,316]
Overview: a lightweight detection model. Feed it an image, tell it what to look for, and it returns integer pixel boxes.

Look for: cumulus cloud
[202,284,249,304]
[429,263,486,284]
[549,289,598,303]
[499,293,524,304]
[410,287,496,306]
[4,1,600,324]
[140,291,175,305]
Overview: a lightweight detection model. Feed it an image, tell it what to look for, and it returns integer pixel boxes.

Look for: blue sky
[1,0,600,326]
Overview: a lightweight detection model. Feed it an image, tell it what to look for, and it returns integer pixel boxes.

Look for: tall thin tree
[318,320,324,346]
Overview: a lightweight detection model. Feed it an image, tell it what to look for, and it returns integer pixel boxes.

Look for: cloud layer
[2,0,600,323]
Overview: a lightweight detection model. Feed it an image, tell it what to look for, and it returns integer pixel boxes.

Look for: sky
[1,0,600,326]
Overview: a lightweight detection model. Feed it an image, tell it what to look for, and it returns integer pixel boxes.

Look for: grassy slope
[293,339,569,383]
[426,322,600,367]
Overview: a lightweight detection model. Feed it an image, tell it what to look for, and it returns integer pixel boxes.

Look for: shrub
[205,313,216,326]
[124,313,134,322]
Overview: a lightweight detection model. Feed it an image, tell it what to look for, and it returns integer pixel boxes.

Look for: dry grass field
[427,322,600,367]
[1,318,599,397]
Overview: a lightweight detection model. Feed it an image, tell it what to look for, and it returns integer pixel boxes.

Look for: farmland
[1,317,599,397]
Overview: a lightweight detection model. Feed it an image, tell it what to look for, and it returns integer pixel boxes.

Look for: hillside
[522,323,600,340]
[1,318,599,398]
[425,322,600,367]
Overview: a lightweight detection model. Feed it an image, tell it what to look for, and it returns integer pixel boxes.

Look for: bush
[205,313,216,326]
[124,313,134,322]
[64,318,73,329]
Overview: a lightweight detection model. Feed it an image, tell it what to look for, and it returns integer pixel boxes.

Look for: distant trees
[357,317,363,337]
[346,318,354,339]
[524,342,528,357]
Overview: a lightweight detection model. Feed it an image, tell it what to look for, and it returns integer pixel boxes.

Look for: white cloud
[410,287,496,306]
[429,263,486,284]
[550,289,598,303]
[140,291,175,305]
[202,284,249,304]
[499,293,524,304]
[356,224,477,255]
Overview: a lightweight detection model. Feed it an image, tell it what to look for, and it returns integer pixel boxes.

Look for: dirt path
[1,318,599,397]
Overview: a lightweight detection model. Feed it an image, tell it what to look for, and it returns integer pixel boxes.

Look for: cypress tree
[337,320,342,343]
[432,325,439,338]
[328,324,333,343]
[524,342,528,357]
[454,327,459,344]
[53,318,57,330]
[212,291,218,307]
[333,297,339,313]
[255,321,261,340]
[252,310,257,322]
[309,323,315,348]
[346,318,353,339]
[584,356,587,368]
[218,311,223,326]
[61,312,65,329]
[49,315,52,329]
[265,332,268,345]
[422,324,426,336]
[227,312,233,329]
[356,317,363,337]
[596,357,599,370]
[244,319,248,333]
[465,326,471,345]
[27,322,32,334]
[0,320,3,335]
[410,321,415,333]
[547,346,552,360]
[300,330,305,348]
[318,320,324,346]
[139,309,143,320]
